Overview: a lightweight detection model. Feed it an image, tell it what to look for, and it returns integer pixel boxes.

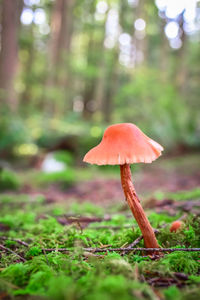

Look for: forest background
[0,0,200,163]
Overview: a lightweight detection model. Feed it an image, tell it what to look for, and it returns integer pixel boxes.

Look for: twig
[0,236,29,247]
[125,228,160,250]
[63,215,111,223]
[42,247,200,253]
[83,252,105,258]
[125,235,143,249]
[84,247,200,253]
[88,225,134,230]
[0,244,26,262]
[121,235,144,256]
[57,216,112,226]
[42,248,51,266]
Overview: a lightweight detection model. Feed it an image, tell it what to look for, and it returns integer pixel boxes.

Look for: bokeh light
[119,33,131,46]
[96,1,108,14]
[24,0,41,6]
[165,0,185,19]
[169,37,182,49]
[90,126,102,138]
[34,9,46,25]
[20,8,34,25]
[134,18,146,31]
[164,21,179,39]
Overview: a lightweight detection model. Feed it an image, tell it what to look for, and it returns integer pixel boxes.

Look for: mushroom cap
[83,123,164,165]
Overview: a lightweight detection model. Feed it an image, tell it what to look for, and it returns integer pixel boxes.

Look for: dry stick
[57,216,112,226]
[0,236,29,247]
[121,235,144,256]
[84,247,200,253]
[88,225,134,230]
[125,227,164,250]
[0,244,26,262]
[42,247,200,253]
[126,235,144,249]
[63,215,111,223]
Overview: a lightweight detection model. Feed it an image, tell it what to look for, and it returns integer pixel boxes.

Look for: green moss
[69,202,104,216]
[0,188,200,299]
[54,150,75,166]
[139,252,200,276]
[167,187,200,201]
[148,212,179,228]
[19,252,155,300]
[35,169,75,187]
[1,263,30,287]
[188,275,200,283]
[154,187,200,201]
[26,247,42,258]
[182,287,200,300]
[0,212,36,229]
[0,168,20,191]
[164,286,182,300]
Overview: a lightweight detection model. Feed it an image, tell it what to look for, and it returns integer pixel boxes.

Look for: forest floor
[21,153,200,206]
[0,153,200,300]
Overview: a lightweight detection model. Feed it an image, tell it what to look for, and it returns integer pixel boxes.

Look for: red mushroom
[83,123,164,248]
[170,221,183,232]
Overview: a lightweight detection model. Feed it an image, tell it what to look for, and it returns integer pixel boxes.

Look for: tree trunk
[93,56,106,120]
[49,0,73,72]
[46,0,74,115]
[93,9,109,121]
[102,50,118,123]
[0,0,23,111]
[174,13,188,94]
[82,18,96,119]
[20,27,35,113]
[133,0,148,67]
[160,18,169,82]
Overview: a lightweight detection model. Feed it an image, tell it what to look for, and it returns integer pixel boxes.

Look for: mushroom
[170,220,183,232]
[83,123,164,248]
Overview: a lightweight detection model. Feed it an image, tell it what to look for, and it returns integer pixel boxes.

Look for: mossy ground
[0,186,200,300]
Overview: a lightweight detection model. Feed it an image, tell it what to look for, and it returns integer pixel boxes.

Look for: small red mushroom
[170,221,183,232]
[83,123,164,249]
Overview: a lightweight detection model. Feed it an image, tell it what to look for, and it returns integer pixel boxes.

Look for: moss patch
[0,189,199,299]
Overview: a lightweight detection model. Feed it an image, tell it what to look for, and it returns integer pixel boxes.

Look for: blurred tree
[0,0,199,156]
[46,0,74,115]
[82,1,98,119]
[159,18,169,82]
[102,50,119,123]
[134,0,148,66]
[174,13,188,94]
[0,0,23,111]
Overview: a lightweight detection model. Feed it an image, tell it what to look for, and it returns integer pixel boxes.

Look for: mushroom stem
[120,164,159,248]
